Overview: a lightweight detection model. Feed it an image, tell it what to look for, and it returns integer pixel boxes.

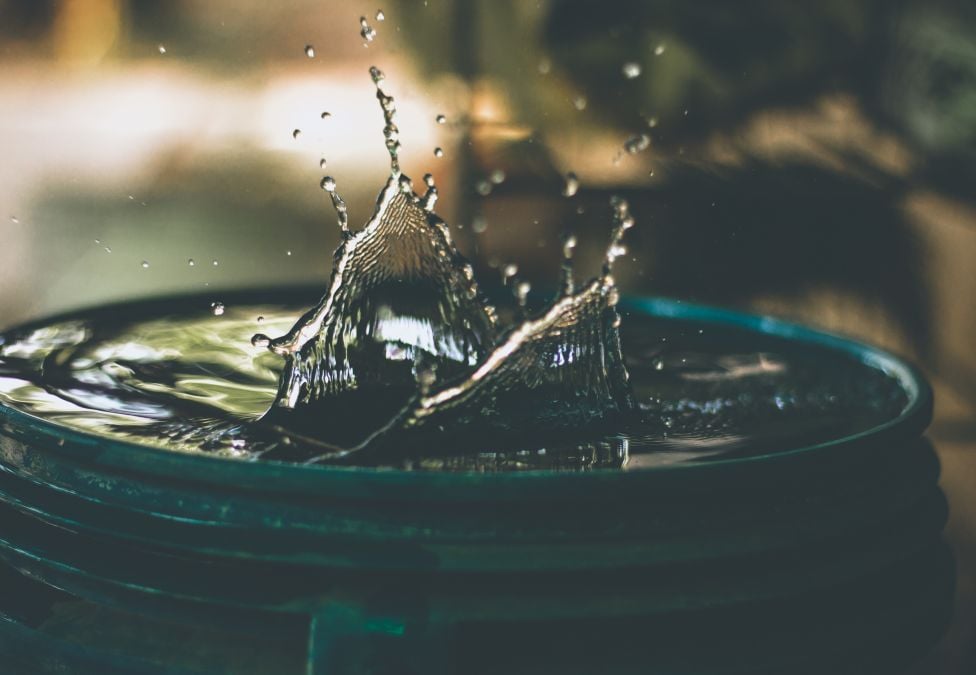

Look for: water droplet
[369,66,384,83]
[251,333,271,348]
[212,259,219,267]
[562,172,579,197]
[502,263,518,279]
[257,315,265,323]
[286,250,293,256]
[319,158,327,169]
[304,44,315,58]
[654,44,666,56]
[9,216,18,224]
[321,111,331,119]
[157,44,167,55]
[573,95,588,111]
[538,58,552,75]
[647,116,658,128]
[433,147,444,158]
[490,169,506,185]
[375,9,386,21]
[321,176,337,192]
[648,169,655,177]
[622,62,642,79]
[211,302,225,316]
[187,258,195,267]
[624,133,651,154]
[141,260,150,268]
[435,114,446,124]
[471,217,487,234]
[360,16,377,43]
[292,129,302,140]
[475,180,492,196]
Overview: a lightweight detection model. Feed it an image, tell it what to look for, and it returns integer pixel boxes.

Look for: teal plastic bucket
[0,291,950,674]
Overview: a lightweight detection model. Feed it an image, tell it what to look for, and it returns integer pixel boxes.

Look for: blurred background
[0,0,974,671]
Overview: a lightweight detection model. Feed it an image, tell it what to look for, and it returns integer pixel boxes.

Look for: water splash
[255,69,637,460]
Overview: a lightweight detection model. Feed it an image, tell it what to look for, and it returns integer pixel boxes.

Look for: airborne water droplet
[376,9,385,21]
[654,44,666,56]
[141,260,150,268]
[292,129,302,139]
[624,133,651,154]
[187,258,195,267]
[9,216,18,224]
[435,114,446,124]
[319,158,327,169]
[251,333,271,348]
[573,95,588,111]
[369,66,384,83]
[562,172,579,197]
[157,44,167,55]
[475,180,492,196]
[305,44,315,58]
[211,302,225,316]
[321,176,337,192]
[212,259,219,267]
[434,147,444,158]
[622,62,642,79]
[490,169,506,185]
[321,111,331,119]
[360,16,377,43]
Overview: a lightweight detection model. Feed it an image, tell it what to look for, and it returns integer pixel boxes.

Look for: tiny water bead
[654,44,666,56]
[375,9,385,21]
[573,95,588,111]
[434,147,444,158]
[624,133,651,154]
[319,158,327,169]
[188,258,195,266]
[292,129,302,140]
[211,302,225,316]
[10,216,19,224]
[320,176,337,192]
[562,171,580,197]
[157,44,167,55]
[320,111,331,119]
[435,114,446,124]
[622,62,642,79]
[360,16,376,43]
[490,169,506,185]
[141,261,150,268]
[304,45,315,58]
